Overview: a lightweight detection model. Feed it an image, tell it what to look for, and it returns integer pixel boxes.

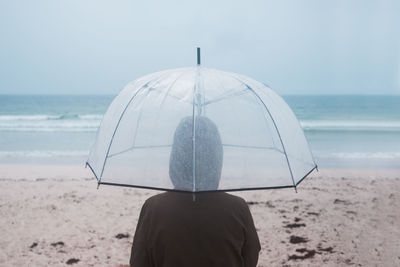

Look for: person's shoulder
[143,192,169,205]
[219,192,248,207]
[217,193,251,220]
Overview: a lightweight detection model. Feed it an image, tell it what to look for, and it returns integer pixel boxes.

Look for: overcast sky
[0,0,399,95]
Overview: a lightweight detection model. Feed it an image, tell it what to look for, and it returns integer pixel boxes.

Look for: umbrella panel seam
[99,72,172,180]
[224,73,297,188]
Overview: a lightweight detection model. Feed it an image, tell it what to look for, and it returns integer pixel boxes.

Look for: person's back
[130,192,260,267]
[130,116,261,266]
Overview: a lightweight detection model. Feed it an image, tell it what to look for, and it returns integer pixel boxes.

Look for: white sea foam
[0,115,60,121]
[78,114,103,120]
[301,120,400,131]
[0,127,98,132]
[0,150,89,158]
[0,114,102,132]
[2,114,399,133]
[330,152,400,159]
[0,114,103,121]
[0,122,100,132]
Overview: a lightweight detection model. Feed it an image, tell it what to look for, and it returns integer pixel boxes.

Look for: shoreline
[0,163,399,181]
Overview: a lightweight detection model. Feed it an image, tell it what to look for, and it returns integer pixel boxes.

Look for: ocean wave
[301,120,400,131]
[0,114,103,121]
[0,115,59,121]
[0,127,98,132]
[0,150,89,158]
[0,114,102,132]
[0,121,100,132]
[330,152,400,159]
[2,115,400,133]
[78,114,103,120]
[53,114,80,120]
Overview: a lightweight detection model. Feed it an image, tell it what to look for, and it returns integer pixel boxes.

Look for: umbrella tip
[197,47,201,65]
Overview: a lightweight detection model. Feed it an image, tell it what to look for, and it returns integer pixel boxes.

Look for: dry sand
[0,165,399,266]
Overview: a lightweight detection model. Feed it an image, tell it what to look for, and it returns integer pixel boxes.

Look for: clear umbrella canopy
[87,66,317,192]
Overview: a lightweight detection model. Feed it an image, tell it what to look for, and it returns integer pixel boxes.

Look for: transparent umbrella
[86,49,317,192]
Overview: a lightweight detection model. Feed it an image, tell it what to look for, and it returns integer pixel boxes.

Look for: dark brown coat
[130,192,260,267]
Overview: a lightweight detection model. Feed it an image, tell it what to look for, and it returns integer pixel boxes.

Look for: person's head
[169,116,223,191]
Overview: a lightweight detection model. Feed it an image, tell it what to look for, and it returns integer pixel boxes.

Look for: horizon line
[0,93,399,97]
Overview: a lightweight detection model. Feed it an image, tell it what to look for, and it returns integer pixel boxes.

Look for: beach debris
[334,199,351,205]
[289,235,308,244]
[306,212,320,216]
[115,233,130,239]
[46,204,57,211]
[66,258,80,265]
[284,223,306,229]
[51,241,65,247]
[294,217,301,222]
[29,242,38,249]
[317,245,334,253]
[344,258,354,265]
[288,248,316,260]
[246,201,275,208]
[346,210,357,215]
[266,201,275,208]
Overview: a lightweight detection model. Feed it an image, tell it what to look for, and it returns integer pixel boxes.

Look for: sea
[0,95,399,169]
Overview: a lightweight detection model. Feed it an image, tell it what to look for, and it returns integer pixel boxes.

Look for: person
[130,116,261,267]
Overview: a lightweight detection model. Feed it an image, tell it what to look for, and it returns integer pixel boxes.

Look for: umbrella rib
[129,90,150,153]
[85,162,99,181]
[107,143,283,158]
[234,79,316,168]
[202,89,249,106]
[141,68,196,106]
[248,87,297,189]
[147,87,192,105]
[107,144,172,158]
[223,143,284,153]
[127,68,188,154]
[226,75,297,189]
[108,71,194,160]
[99,72,173,180]
[159,69,194,108]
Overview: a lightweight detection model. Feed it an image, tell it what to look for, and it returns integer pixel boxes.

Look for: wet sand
[0,165,399,266]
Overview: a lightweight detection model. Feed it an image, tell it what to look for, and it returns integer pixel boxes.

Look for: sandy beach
[0,165,399,267]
